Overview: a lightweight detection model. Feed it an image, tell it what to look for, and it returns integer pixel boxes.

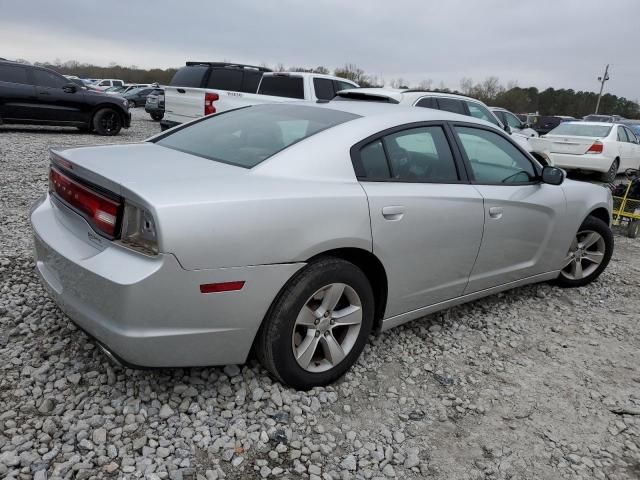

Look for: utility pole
[595,64,610,114]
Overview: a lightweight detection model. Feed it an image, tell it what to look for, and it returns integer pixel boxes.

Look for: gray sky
[1,0,638,100]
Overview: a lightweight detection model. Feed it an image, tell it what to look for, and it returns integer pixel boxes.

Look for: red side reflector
[200,281,245,294]
[587,141,603,154]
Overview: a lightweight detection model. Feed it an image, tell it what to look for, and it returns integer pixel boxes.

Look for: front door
[451,124,566,293]
[352,124,485,317]
[31,68,86,123]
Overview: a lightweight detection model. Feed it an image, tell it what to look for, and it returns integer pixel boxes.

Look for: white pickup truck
[161,62,359,130]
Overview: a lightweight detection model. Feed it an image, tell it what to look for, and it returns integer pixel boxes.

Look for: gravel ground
[1,109,640,480]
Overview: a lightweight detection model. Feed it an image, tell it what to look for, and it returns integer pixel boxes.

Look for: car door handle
[382,206,404,221]
[177,88,186,93]
[489,207,503,219]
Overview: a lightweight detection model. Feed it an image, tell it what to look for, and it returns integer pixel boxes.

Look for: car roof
[561,121,617,127]
[336,88,483,104]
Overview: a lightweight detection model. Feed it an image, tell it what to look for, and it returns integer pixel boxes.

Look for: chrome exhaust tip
[96,342,123,367]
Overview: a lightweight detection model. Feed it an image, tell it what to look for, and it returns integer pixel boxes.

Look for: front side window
[98,80,110,87]
[465,101,501,126]
[503,112,524,129]
[415,97,437,109]
[33,69,67,88]
[455,126,536,184]
[355,126,459,182]
[155,104,359,168]
[0,64,29,84]
[113,80,124,87]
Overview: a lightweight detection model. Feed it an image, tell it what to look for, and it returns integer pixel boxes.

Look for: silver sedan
[30,102,614,389]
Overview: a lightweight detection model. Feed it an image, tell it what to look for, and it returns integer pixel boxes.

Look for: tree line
[13,59,639,118]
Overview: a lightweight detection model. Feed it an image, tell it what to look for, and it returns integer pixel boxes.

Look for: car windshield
[155,104,360,168]
[548,123,612,137]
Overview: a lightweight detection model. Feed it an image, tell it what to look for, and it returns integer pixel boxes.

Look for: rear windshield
[258,76,304,99]
[170,65,208,87]
[154,104,359,168]
[548,123,612,137]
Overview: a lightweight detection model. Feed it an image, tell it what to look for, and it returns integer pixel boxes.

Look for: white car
[545,122,640,182]
[335,89,552,165]
[93,79,125,91]
[489,107,538,138]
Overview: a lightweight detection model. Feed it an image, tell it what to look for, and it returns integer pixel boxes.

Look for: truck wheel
[93,108,122,136]
[255,257,374,390]
[151,113,163,121]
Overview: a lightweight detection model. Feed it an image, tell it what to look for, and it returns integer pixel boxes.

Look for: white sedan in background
[545,122,640,182]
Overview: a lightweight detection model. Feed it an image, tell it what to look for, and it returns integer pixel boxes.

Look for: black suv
[0,60,131,135]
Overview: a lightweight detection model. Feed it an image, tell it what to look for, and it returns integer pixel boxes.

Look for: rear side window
[437,98,466,115]
[242,70,263,93]
[207,68,243,91]
[33,69,67,88]
[314,78,335,100]
[355,126,459,182]
[617,127,628,142]
[0,64,29,84]
[170,65,208,87]
[259,76,305,99]
[155,104,359,168]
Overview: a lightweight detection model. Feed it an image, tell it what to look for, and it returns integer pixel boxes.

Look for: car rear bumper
[145,104,164,115]
[30,194,304,367]
[549,153,613,173]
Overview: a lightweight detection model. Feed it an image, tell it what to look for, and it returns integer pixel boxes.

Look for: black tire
[92,108,122,136]
[255,257,374,390]
[600,159,619,183]
[128,100,136,108]
[554,216,614,288]
[151,113,163,121]
[628,220,639,239]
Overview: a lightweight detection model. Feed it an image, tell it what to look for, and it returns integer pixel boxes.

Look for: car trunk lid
[546,135,601,155]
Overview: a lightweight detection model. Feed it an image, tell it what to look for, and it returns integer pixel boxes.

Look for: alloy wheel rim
[101,112,120,133]
[291,283,362,373]
[561,229,606,280]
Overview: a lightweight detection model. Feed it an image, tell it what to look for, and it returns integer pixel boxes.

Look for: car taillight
[49,167,121,238]
[204,92,219,116]
[587,141,603,154]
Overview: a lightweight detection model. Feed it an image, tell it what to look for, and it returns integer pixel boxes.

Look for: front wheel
[93,108,122,136]
[555,216,613,288]
[255,257,374,390]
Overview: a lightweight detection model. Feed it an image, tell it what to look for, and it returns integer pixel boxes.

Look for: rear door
[623,127,640,168]
[353,123,485,316]
[616,126,633,169]
[31,68,87,123]
[452,124,566,292]
[0,63,36,120]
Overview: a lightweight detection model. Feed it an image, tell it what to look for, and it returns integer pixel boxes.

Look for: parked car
[0,60,130,135]
[489,107,538,137]
[31,102,613,389]
[145,88,164,121]
[334,88,552,165]
[583,114,625,123]
[545,122,640,181]
[162,61,358,130]
[93,79,125,91]
[124,86,156,108]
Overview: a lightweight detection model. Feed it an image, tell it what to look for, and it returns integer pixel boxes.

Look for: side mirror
[504,125,512,134]
[541,166,564,185]
[62,83,77,93]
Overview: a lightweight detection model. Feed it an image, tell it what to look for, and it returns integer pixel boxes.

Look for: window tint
[207,68,243,91]
[503,112,523,129]
[313,78,335,100]
[357,140,391,178]
[466,101,501,126]
[437,98,466,115]
[0,64,29,84]
[33,69,67,88]
[170,65,208,87]
[455,126,536,184]
[155,104,359,168]
[258,76,304,99]
[113,80,124,87]
[355,127,458,182]
[617,127,628,142]
[241,70,263,93]
[334,80,356,92]
[415,97,437,109]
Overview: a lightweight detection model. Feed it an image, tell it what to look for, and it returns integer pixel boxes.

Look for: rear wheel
[151,112,163,121]
[628,219,640,239]
[255,257,374,390]
[555,216,613,288]
[93,108,122,136]
[600,159,619,183]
